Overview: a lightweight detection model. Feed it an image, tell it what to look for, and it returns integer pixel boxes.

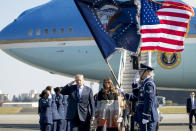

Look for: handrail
[117,50,126,86]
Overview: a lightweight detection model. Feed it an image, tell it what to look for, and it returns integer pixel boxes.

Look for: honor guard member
[54,87,65,131]
[130,82,139,131]
[62,95,68,131]
[51,92,61,131]
[46,86,61,131]
[39,89,53,131]
[136,64,158,131]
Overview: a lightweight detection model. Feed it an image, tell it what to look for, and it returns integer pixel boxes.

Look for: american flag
[140,0,194,52]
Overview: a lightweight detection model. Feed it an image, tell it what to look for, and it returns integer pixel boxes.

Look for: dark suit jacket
[186,97,196,113]
[61,84,95,121]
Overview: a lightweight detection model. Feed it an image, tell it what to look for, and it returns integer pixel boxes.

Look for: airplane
[0,0,195,89]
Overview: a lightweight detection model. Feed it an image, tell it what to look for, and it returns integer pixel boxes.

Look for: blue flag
[75,0,141,59]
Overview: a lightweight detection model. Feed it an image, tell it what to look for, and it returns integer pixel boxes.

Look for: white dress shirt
[191,98,195,109]
[77,85,84,99]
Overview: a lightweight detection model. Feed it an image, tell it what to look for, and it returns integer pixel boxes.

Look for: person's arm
[89,89,95,119]
[125,83,139,100]
[54,96,58,111]
[142,82,154,121]
[113,93,119,120]
[118,95,124,118]
[40,98,52,108]
[60,80,75,95]
[95,92,101,118]
[156,96,159,108]
[59,94,63,105]
[51,94,57,104]
[186,98,190,114]
[55,95,63,108]
[38,99,41,114]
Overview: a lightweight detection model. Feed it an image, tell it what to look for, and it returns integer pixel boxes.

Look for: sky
[0,0,98,99]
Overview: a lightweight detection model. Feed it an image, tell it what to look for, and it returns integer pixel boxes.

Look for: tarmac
[0,113,194,131]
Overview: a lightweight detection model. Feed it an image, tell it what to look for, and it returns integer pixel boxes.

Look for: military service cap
[140,64,154,71]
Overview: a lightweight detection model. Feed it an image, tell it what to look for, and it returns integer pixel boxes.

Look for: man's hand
[142,119,149,124]
[69,80,75,86]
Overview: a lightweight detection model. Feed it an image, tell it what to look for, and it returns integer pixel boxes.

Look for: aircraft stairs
[118,51,149,93]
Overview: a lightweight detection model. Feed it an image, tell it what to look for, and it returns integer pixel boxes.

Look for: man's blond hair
[75,74,84,79]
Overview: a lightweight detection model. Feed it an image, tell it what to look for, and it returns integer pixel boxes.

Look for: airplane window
[36,29,41,35]
[60,28,64,34]
[68,27,72,34]
[52,28,56,35]
[44,29,49,35]
[28,29,33,36]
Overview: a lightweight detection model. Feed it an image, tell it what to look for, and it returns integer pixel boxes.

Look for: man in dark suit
[186,92,196,131]
[61,74,95,131]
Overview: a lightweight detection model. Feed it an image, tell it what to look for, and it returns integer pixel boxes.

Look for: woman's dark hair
[46,86,52,91]
[54,87,61,94]
[39,89,48,98]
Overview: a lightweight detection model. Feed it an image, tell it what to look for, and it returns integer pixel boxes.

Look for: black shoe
[189,126,193,131]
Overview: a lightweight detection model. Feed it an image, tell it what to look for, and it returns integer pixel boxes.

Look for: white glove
[48,94,52,99]
[134,71,140,84]
[118,88,124,94]
[142,119,149,124]
[51,88,55,95]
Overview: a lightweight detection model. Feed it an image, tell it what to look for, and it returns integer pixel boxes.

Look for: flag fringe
[151,0,194,16]
[151,0,194,39]
[140,49,182,53]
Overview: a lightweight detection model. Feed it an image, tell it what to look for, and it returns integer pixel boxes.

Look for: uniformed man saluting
[135,64,159,131]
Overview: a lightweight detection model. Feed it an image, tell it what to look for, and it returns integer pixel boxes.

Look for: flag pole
[105,59,121,89]
[105,58,133,112]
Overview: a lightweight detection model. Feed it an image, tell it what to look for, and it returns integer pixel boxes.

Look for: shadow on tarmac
[0,124,39,130]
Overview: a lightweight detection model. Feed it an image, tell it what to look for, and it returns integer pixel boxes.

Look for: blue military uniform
[125,64,158,131]
[39,97,53,131]
[56,94,65,131]
[125,83,139,131]
[136,77,158,131]
[62,95,68,131]
[51,94,60,131]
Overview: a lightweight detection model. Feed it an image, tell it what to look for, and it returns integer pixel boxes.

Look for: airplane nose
[0,0,56,42]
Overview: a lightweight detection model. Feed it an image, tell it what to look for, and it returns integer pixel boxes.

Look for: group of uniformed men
[38,86,69,131]
[38,64,158,131]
